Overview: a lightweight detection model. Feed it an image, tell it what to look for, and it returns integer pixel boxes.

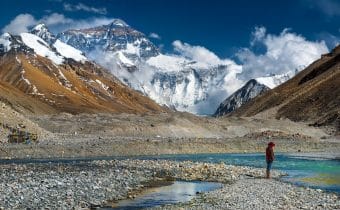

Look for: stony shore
[0,159,283,209]
[0,159,339,209]
[151,179,340,210]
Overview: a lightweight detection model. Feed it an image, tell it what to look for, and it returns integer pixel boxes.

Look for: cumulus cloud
[2,13,114,34]
[251,26,266,46]
[238,26,329,80]
[2,14,37,34]
[149,32,161,40]
[63,3,107,15]
[169,40,243,96]
[171,27,330,114]
[172,40,233,67]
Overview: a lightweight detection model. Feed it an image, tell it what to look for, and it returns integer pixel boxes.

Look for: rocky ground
[0,159,283,209]
[0,108,339,209]
[0,112,339,159]
[0,159,338,209]
[151,179,340,210]
[1,134,340,159]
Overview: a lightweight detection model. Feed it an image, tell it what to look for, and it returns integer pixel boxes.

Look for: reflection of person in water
[266,142,275,179]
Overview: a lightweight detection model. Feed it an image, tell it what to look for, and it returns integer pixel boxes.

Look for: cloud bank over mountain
[0,14,331,114]
[237,26,329,80]
[2,13,114,35]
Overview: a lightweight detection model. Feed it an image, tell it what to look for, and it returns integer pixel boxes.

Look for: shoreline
[0,158,338,209]
[0,150,339,165]
[0,159,283,209]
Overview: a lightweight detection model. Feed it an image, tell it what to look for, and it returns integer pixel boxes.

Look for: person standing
[266,142,275,178]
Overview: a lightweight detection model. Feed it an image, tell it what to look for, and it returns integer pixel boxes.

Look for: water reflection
[111,181,222,209]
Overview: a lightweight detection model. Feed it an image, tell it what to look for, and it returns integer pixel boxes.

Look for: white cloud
[149,32,161,40]
[47,16,114,32]
[251,26,266,46]
[2,13,114,34]
[2,14,37,34]
[172,40,233,67]
[63,3,107,15]
[238,26,329,80]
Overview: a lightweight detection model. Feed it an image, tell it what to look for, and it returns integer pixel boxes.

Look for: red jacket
[266,147,274,162]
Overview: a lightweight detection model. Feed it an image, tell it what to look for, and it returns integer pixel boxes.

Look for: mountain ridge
[214,72,295,117]
[0,29,165,115]
[231,45,340,133]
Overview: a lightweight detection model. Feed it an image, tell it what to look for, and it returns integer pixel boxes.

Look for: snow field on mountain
[20,33,64,65]
[53,40,87,62]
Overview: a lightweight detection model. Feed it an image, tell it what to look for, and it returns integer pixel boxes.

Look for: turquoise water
[1,153,339,194]
[138,153,340,193]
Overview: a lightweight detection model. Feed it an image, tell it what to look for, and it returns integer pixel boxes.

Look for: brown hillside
[0,51,165,115]
[232,45,340,131]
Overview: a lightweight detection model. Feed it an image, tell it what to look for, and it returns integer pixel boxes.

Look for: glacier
[57,20,243,115]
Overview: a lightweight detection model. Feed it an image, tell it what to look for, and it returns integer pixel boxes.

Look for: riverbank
[0,159,283,209]
[0,158,339,209]
[151,178,340,209]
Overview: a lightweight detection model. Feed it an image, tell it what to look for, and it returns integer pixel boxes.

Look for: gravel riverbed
[0,159,338,209]
[151,178,340,209]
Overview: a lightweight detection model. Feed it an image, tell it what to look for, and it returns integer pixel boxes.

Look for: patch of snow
[0,33,12,52]
[95,79,110,91]
[53,40,87,62]
[111,19,129,27]
[15,56,21,64]
[116,52,134,66]
[32,23,45,31]
[20,69,31,86]
[146,54,188,72]
[124,43,140,56]
[255,71,294,89]
[57,68,72,89]
[133,39,142,45]
[29,84,44,96]
[20,33,64,65]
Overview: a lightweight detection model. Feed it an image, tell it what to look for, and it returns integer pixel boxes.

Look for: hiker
[266,142,275,178]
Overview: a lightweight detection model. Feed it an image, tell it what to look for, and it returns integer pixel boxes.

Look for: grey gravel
[0,159,338,209]
[150,179,340,210]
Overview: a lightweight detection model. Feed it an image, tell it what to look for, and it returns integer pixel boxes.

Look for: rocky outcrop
[214,79,269,116]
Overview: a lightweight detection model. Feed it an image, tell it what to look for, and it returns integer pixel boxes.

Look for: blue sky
[1,0,339,58]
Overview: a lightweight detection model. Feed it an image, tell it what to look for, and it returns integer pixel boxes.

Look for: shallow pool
[110,181,222,209]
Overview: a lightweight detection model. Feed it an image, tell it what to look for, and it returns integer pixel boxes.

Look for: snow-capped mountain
[214,72,295,116]
[0,28,163,114]
[30,23,56,45]
[57,19,159,62]
[214,79,269,116]
[57,19,241,115]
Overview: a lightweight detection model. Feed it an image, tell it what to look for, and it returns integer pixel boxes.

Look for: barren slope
[232,45,340,132]
[0,51,165,115]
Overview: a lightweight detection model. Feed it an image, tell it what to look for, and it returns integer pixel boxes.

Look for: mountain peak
[32,23,47,31]
[109,19,129,27]
[30,23,56,44]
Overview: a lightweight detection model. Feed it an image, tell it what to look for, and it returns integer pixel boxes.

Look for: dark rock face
[214,79,269,116]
